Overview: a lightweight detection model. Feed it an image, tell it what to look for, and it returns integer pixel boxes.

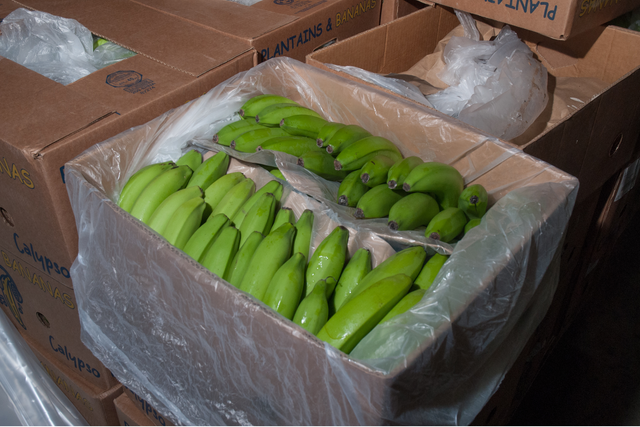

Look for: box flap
[251,0,333,16]
[15,0,253,76]
[130,0,298,40]
[0,57,114,154]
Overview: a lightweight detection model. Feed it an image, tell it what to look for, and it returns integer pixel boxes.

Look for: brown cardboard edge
[115,394,153,426]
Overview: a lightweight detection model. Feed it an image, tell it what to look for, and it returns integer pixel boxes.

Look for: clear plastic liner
[0,311,88,426]
[65,58,578,425]
[0,8,135,85]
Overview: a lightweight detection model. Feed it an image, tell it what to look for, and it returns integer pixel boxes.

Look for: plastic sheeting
[65,58,578,425]
[0,311,87,426]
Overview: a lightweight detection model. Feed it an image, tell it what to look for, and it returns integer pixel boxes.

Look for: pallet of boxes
[305,0,640,423]
[0,0,256,424]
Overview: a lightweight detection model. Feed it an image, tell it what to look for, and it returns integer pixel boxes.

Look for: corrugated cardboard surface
[24,334,123,426]
[123,386,174,426]
[115,394,153,427]
[423,0,640,40]
[129,0,382,62]
[0,0,256,287]
[0,245,118,390]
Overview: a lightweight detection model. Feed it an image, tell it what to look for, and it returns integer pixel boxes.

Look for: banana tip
[280,119,285,126]
[230,141,236,149]
[338,195,349,206]
[402,183,411,192]
[238,109,245,117]
[354,208,364,219]
[428,232,440,241]
[334,160,342,171]
[361,173,369,184]
[388,221,399,231]
[256,146,263,152]
[326,146,334,154]
[316,139,323,147]
[388,180,397,189]
[470,195,479,205]
[297,158,304,166]
[212,135,219,144]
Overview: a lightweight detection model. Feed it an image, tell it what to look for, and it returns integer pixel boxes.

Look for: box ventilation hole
[1,208,14,227]
[610,133,624,157]
[313,38,338,52]
[36,312,51,328]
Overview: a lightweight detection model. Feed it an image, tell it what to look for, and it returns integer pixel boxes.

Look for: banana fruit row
[214,94,490,243]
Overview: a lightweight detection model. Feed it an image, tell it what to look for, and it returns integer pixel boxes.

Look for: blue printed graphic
[0,266,26,330]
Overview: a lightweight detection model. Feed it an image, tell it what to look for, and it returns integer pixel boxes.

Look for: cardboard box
[422,0,640,40]
[122,385,174,426]
[64,59,578,425]
[0,0,255,287]
[306,4,640,203]
[0,245,119,389]
[115,394,155,427]
[24,334,124,426]
[126,0,382,62]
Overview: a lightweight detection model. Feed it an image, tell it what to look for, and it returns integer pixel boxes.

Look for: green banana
[360,155,397,188]
[211,178,256,220]
[129,165,193,224]
[255,103,323,127]
[161,197,206,250]
[239,94,297,119]
[459,184,489,219]
[292,278,330,335]
[226,231,264,286]
[257,136,324,157]
[200,226,241,279]
[387,156,424,189]
[280,115,328,139]
[464,218,481,234]
[354,184,404,219]
[175,149,202,172]
[148,186,204,235]
[231,180,283,227]
[331,247,372,313]
[117,161,175,212]
[293,210,314,261]
[231,127,290,153]
[424,208,468,243]
[414,253,449,291]
[402,162,464,210]
[239,223,297,301]
[337,170,370,207]
[271,207,296,231]
[270,169,286,181]
[262,252,306,320]
[316,122,346,148]
[297,151,348,181]
[379,288,426,324]
[203,172,246,218]
[306,226,349,297]
[324,124,371,155]
[187,151,229,190]
[238,192,277,246]
[317,273,412,354]
[183,213,230,262]
[213,119,264,146]
[387,193,440,231]
[344,246,427,305]
[334,136,403,171]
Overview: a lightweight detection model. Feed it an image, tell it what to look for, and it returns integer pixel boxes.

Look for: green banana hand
[257,136,324,157]
[317,273,412,354]
[262,252,306,320]
[203,172,246,218]
[239,94,296,119]
[175,149,202,172]
[331,247,372,313]
[324,124,371,155]
[388,193,440,231]
[214,119,263,146]
[211,178,256,220]
[354,184,404,219]
[316,122,346,148]
[360,155,397,187]
[459,184,488,219]
[129,165,193,224]
[337,170,370,207]
[183,213,230,262]
[255,103,323,127]
[231,127,290,153]
[226,231,264,286]
[232,180,283,227]
[117,161,175,212]
[297,151,348,181]
[187,151,229,190]
[238,192,277,246]
[306,226,349,297]
[148,186,204,235]
[379,288,426,324]
[414,253,449,291]
[424,207,468,243]
[271,207,296,231]
[293,209,314,260]
[402,162,464,209]
[239,223,297,301]
[387,156,424,189]
[280,115,328,139]
[200,226,241,279]
[334,136,403,171]
[293,278,330,335]
[161,197,206,250]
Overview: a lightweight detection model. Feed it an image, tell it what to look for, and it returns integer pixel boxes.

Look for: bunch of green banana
[183,213,230,262]
[203,172,246,219]
[324,125,371,155]
[297,151,348,181]
[158,196,206,250]
[402,162,464,210]
[293,210,314,260]
[262,252,306,320]
[331,247,371,313]
[334,136,403,171]
[148,186,204,235]
[186,151,229,190]
[255,103,323,127]
[226,231,265,286]
[354,184,404,219]
[239,94,295,119]
[360,155,397,188]
[211,178,256,220]
[117,161,175,212]
[424,207,468,243]
[387,193,440,231]
[293,278,330,335]
[213,119,264,146]
[232,180,283,227]
[237,192,277,246]
[316,122,346,148]
[280,115,328,139]
[337,170,370,207]
[200,226,241,278]
[387,156,423,190]
[306,226,349,296]
[414,253,449,290]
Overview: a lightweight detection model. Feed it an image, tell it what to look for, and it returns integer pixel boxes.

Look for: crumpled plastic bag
[426,11,548,140]
[0,8,135,85]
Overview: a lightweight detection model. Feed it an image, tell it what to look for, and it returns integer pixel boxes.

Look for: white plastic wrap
[0,311,87,426]
[0,8,135,85]
[65,58,577,425]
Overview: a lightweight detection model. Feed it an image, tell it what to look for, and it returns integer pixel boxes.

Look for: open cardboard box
[306,4,640,204]
[64,58,577,425]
